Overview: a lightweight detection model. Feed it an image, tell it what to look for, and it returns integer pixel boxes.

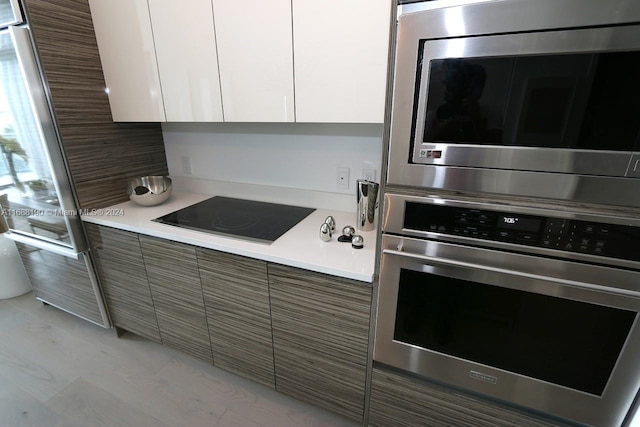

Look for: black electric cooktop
[153,196,315,244]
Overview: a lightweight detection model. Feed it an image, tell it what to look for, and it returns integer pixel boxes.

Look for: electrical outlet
[181,155,192,175]
[336,167,350,190]
[362,168,376,182]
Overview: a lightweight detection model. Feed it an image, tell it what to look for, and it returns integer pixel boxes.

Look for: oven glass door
[395,268,634,396]
[375,235,640,426]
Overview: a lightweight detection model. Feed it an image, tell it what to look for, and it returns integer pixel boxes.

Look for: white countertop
[81,191,377,283]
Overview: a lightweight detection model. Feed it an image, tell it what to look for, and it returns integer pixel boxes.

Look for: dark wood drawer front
[268,264,372,422]
[86,224,160,341]
[369,367,570,427]
[197,249,275,388]
[139,236,212,363]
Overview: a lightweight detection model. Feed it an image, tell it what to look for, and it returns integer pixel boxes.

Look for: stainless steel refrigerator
[0,0,109,327]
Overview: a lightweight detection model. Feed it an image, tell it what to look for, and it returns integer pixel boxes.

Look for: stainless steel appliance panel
[1,26,86,256]
[375,190,640,426]
[397,0,640,33]
[383,193,640,272]
[375,234,640,427]
[387,0,640,207]
[411,26,640,175]
[0,4,109,328]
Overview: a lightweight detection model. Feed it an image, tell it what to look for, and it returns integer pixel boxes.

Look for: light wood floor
[0,292,358,427]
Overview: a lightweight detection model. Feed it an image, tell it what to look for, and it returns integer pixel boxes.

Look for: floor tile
[1,292,359,427]
[0,377,61,427]
[0,335,78,402]
[46,378,171,427]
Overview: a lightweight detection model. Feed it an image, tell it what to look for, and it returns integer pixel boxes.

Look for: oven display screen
[497,215,541,233]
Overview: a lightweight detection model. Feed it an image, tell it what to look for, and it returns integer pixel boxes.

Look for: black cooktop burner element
[153,196,315,244]
[212,214,259,231]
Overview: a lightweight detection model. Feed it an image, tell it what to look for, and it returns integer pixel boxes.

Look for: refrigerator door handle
[8,25,88,253]
[5,231,83,260]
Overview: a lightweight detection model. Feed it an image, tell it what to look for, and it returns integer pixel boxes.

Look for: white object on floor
[0,234,32,299]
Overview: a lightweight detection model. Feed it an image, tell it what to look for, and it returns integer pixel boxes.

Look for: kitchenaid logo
[469,370,498,384]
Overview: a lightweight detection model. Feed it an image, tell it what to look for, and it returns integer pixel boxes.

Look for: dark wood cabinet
[89,229,375,421]
[268,264,372,422]
[139,235,213,364]
[197,249,275,388]
[86,223,160,342]
[368,367,570,427]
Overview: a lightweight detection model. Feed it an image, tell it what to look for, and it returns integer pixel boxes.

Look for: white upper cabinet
[89,0,166,122]
[148,0,223,122]
[292,0,391,123]
[89,0,391,123]
[212,0,295,122]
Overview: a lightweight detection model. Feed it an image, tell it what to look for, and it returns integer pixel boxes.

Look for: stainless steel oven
[387,0,640,207]
[374,194,640,426]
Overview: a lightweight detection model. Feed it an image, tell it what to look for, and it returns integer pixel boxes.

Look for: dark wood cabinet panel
[197,249,275,388]
[268,264,372,422]
[16,242,104,325]
[86,223,160,342]
[139,236,212,364]
[369,367,570,427]
[23,0,167,210]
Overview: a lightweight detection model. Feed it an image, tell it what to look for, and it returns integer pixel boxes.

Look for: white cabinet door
[148,0,223,122]
[213,0,294,122]
[292,0,392,123]
[88,0,166,122]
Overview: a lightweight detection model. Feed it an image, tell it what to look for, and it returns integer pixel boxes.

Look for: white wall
[162,123,383,210]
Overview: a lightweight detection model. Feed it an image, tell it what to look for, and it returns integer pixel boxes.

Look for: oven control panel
[404,202,640,262]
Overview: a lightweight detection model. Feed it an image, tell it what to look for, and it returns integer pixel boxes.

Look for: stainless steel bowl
[127,175,172,207]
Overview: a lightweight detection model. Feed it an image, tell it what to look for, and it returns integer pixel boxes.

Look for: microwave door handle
[382,248,640,298]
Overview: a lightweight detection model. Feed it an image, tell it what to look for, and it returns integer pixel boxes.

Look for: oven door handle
[382,248,640,297]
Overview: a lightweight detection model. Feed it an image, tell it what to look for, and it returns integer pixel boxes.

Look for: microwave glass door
[409,25,640,176]
[394,268,636,396]
[421,52,640,151]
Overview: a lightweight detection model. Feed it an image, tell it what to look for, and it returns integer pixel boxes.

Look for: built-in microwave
[387,0,640,208]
